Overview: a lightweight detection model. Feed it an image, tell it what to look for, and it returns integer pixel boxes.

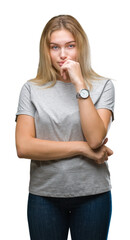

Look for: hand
[81,138,113,165]
[60,58,84,86]
[93,139,113,164]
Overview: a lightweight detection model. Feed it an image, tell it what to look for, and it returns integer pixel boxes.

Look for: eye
[67,44,75,49]
[51,45,59,50]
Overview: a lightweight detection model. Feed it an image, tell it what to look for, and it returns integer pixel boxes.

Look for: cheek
[50,52,60,70]
[71,49,78,61]
[50,52,56,65]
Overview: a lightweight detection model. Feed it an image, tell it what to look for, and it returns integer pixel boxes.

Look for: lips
[58,61,66,66]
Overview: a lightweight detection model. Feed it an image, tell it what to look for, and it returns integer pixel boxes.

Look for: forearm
[76,83,107,149]
[16,135,113,164]
[60,60,108,149]
[16,137,83,161]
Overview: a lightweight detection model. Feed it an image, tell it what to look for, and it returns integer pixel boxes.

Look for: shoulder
[90,78,115,105]
[19,80,42,95]
[90,78,115,93]
[90,78,115,97]
[19,80,32,93]
[22,80,37,90]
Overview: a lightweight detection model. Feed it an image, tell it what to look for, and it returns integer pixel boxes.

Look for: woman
[15,15,115,240]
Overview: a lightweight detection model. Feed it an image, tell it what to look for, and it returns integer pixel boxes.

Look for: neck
[57,79,71,83]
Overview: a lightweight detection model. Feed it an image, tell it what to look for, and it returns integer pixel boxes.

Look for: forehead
[50,29,75,44]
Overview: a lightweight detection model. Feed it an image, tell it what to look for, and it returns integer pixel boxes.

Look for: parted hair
[30,15,105,88]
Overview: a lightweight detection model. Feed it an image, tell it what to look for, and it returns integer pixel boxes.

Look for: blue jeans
[27,191,112,240]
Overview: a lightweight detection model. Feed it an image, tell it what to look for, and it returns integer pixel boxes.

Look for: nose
[60,47,67,60]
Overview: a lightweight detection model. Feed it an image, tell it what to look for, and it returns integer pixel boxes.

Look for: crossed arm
[15,109,113,165]
[16,60,113,164]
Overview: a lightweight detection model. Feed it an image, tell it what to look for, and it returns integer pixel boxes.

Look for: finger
[63,71,67,80]
[106,147,113,156]
[104,152,108,161]
[61,70,67,80]
[103,138,108,145]
[97,152,108,164]
[60,68,67,80]
[96,160,105,165]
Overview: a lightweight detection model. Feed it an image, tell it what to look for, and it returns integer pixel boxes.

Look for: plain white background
[0,0,130,239]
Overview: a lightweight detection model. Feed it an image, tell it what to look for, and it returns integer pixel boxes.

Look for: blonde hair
[30,15,106,88]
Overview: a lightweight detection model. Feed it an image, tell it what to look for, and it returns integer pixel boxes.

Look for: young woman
[15,15,115,240]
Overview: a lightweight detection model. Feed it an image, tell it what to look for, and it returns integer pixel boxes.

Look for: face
[49,29,78,74]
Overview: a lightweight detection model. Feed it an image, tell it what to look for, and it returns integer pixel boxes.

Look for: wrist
[74,80,87,92]
[76,141,89,155]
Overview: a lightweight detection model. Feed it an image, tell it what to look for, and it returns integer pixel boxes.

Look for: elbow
[16,137,33,159]
[89,142,102,150]
[16,148,25,159]
[86,129,107,150]
[16,145,27,159]
[88,138,104,150]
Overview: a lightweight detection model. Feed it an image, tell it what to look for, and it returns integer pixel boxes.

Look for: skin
[49,29,78,82]
[15,29,113,164]
[49,29,113,149]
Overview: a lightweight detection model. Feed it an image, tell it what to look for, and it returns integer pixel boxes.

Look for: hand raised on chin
[60,57,85,87]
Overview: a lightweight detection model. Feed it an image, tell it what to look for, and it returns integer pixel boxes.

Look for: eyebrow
[49,41,76,45]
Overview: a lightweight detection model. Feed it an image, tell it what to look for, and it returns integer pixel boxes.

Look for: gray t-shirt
[16,79,115,197]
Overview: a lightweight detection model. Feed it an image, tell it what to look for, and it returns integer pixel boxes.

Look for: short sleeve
[15,82,36,121]
[96,79,115,121]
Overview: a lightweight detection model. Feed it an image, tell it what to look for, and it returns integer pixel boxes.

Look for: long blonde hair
[30,15,106,88]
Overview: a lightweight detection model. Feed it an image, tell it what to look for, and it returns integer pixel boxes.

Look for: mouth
[58,61,66,67]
